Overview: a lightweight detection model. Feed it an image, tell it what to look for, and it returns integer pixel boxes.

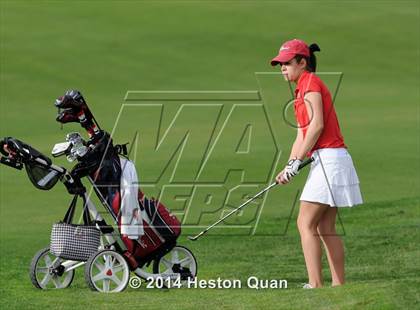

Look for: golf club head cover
[55,90,98,135]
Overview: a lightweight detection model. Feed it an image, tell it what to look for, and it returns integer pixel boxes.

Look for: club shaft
[189,157,314,240]
[205,157,313,229]
[198,182,277,236]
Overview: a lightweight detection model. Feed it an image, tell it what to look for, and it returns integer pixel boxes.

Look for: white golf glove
[284,158,302,182]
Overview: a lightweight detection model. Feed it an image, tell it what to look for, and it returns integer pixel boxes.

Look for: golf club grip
[298,157,314,171]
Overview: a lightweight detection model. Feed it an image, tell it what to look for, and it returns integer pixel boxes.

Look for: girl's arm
[295,92,324,160]
[275,122,303,183]
[289,126,304,160]
[276,91,323,184]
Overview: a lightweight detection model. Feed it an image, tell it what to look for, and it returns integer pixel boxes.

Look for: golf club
[188,157,314,241]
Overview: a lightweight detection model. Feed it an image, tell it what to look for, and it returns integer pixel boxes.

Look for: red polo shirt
[294,71,346,156]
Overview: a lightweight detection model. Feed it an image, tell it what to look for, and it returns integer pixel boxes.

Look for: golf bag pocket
[141,194,181,241]
[50,223,100,261]
[122,220,163,259]
[50,194,100,261]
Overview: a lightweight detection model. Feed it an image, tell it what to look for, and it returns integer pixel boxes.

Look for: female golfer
[271,39,363,288]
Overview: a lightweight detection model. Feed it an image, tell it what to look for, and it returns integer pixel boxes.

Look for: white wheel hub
[87,250,129,293]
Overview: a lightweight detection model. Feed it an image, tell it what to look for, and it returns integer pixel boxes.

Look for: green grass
[1,198,419,309]
[0,1,419,309]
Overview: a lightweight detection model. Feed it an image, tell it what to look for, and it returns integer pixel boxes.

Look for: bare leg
[297,201,329,288]
[317,207,345,286]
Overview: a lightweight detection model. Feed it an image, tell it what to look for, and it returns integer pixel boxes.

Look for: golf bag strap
[63,195,78,224]
[63,194,93,225]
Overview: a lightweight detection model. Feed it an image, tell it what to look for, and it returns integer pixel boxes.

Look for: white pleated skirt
[300,148,363,207]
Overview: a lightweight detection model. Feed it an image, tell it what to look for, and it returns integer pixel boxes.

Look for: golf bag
[76,131,181,266]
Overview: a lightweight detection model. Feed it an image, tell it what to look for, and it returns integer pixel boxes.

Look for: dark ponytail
[308,43,321,72]
[295,43,321,72]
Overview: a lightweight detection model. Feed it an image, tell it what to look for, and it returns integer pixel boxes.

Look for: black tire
[84,249,130,293]
[29,247,75,289]
[153,245,198,280]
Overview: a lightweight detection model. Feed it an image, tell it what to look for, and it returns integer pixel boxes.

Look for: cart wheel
[85,250,130,293]
[29,247,75,289]
[153,245,197,282]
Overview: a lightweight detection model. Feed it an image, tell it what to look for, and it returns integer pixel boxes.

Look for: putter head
[188,230,206,241]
